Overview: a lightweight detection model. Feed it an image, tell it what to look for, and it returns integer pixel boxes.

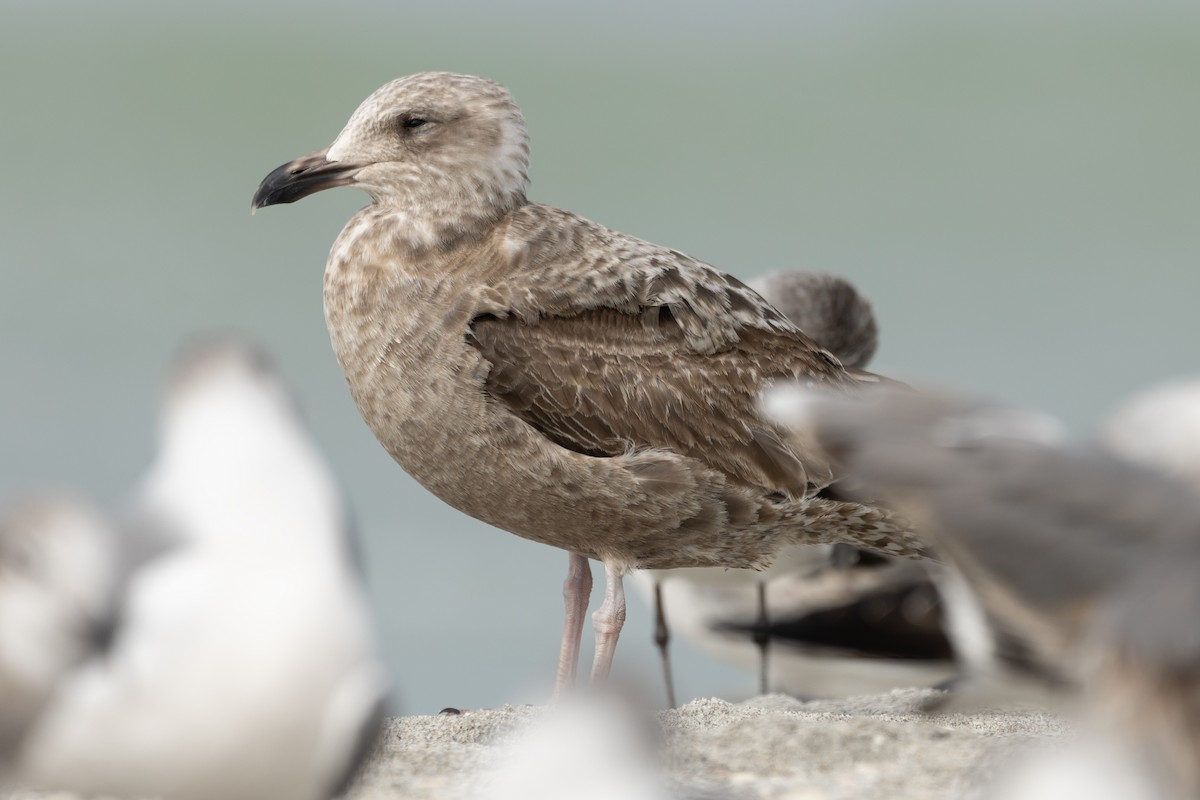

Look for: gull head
[142,336,343,553]
[252,72,531,225]
[150,336,305,518]
[162,335,297,441]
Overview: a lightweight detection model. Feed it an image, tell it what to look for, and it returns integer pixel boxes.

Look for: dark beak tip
[249,188,271,214]
[250,153,356,211]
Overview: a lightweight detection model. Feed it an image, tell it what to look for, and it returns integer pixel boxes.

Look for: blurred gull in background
[689,551,953,699]
[633,272,952,705]
[747,271,879,371]
[13,338,390,800]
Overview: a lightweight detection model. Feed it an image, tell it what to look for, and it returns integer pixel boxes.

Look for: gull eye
[401,117,429,129]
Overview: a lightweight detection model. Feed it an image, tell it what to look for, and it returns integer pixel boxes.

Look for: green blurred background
[2,0,1197,711]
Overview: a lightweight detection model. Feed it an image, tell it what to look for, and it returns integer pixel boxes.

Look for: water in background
[2,0,1197,711]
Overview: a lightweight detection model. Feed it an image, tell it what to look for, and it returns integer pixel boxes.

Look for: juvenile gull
[251,72,925,694]
[0,494,117,776]
[16,338,389,800]
[633,271,948,704]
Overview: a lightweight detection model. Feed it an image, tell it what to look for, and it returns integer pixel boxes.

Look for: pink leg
[589,563,627,684]
[554,552,592,698]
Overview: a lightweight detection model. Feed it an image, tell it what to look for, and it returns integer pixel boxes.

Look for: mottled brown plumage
[472,308,828,493]
[252,72,923,693]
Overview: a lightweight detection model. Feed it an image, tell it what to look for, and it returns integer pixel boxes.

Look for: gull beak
[251,148,360,212]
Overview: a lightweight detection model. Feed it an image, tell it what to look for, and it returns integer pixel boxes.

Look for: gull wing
[469,305,850,495]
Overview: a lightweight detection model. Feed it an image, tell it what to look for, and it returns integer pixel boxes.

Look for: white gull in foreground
[472,697,672,800]
[15,338,389,800]
[0,494,117,777]
[789,385,1200,797]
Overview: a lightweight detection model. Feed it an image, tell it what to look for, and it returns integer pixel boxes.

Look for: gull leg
[752,579,770,695]
[590,563,627,684]
[554,552,592,698]
[653,579,678,708]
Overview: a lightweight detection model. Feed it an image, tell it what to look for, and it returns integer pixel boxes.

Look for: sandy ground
[346,689,1069,800]
[1,689,1069,799]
